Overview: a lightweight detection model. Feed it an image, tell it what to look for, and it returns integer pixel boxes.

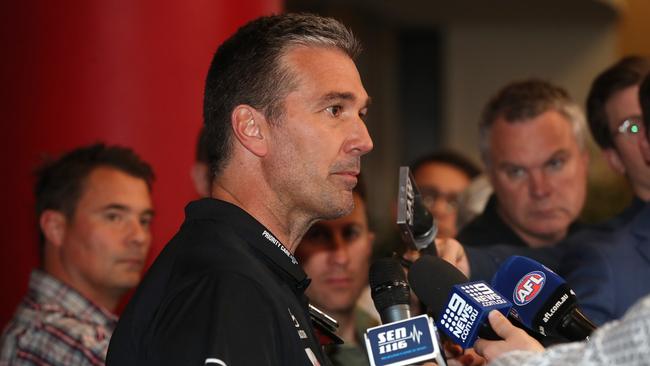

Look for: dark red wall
[0,0,282,329]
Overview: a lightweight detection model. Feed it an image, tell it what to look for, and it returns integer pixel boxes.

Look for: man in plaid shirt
[1,143,154,365]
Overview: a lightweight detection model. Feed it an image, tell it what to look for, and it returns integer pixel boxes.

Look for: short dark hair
[641,73,650,134]
[203,13,361,178]
[479,79,586,164]
[410,150,482,181]
[586,56,650,149]
[35,143,154,220]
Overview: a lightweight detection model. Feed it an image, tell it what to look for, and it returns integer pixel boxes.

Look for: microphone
[408,256,512,349]
[364,257,446,366]
[397,166,437,254]
[369,257,411,324]
[491,256,596,341]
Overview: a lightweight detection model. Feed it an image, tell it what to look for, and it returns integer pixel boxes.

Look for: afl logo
[513,271,545,306]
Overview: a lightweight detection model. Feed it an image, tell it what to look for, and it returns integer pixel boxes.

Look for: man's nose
[529,170,551,199]
[329,237,350,266]
[344,116,373,157]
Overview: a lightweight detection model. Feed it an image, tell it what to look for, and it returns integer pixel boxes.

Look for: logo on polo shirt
[204,358,227,365]
[262,230,298,264]
[288,308,308,339]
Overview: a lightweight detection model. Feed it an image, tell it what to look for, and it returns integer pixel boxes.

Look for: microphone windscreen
[369,257,410,312]
[491,256,566,329]
[408,256,468,315]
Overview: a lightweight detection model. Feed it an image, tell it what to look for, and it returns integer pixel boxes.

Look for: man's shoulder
[1,299,110,366]
[457,206,524,247]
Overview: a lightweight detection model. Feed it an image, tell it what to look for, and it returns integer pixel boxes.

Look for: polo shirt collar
[185,198,310,293]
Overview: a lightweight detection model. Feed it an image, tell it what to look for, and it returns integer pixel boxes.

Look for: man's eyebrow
[319,92,372,108]
[101,204,130,211]
[101,204,155,217]
[497,149,570,170]
[545,149,570,162]
[497,161,522,170]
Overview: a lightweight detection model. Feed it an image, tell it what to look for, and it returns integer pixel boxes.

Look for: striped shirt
[0,270,117,366]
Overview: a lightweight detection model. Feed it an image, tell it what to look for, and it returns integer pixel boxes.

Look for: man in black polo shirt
[106,13,373,366]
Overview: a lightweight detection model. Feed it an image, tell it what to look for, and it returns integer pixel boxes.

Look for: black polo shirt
[106,199,330,366]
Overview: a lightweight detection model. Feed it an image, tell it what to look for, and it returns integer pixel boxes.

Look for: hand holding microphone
[473,311,544,362]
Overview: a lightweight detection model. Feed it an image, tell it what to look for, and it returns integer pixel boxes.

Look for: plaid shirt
[0,270,117,366]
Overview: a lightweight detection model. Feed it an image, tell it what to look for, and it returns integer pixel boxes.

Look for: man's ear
[190,162,210,197]
[39,210,66,247]
[231,105,268,157]
[602,148,625,175]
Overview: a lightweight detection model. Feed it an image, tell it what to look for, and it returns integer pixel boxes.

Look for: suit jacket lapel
[633,204,650,264]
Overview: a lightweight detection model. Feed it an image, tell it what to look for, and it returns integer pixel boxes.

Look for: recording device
[309,304,343,345]
[397,166,437,254]
[408,256,510,348]
[365,257,446,366]
[491,256,596,341]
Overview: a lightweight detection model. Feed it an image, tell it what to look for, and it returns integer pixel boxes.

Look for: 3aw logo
[513,271,545,306]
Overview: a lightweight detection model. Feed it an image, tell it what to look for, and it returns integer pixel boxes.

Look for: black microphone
[369,257,411,323]
[491,256,596,341]
[366,257,448,366]
[397,166,437,254]
[407,255,506,348]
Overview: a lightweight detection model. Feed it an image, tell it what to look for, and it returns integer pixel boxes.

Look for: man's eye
[325,105,343,117]
[506,167,526,179]
[140,216,153,228]
[305,226,329,242]
[105,212,122,222]
[547,158,565,171]
[342,226,362,242]
[359,108,368,120]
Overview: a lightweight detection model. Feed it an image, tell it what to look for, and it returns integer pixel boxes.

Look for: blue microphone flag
[436,281,511,349]
[492,255,570,335]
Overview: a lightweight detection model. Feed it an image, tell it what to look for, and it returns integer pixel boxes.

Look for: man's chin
[113,275,142,290]
[317,301,356,315]
[321,198,354,220]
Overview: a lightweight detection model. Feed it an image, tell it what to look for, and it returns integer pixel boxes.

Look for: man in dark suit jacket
[560,204,650,325]
[558,59,650,325]
[438,58,650,288]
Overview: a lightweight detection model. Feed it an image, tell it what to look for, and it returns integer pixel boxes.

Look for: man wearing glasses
[410,150,482,238]
[558,56,650,325]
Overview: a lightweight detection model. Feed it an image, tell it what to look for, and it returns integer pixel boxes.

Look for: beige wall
[443,23,618,160]
[619,0,650,57]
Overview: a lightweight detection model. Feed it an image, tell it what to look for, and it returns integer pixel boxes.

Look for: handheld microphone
[365,257,445,366]
[408,256,512,349]
[369,257,411,324]
[491,256,596,341]
[397,166,437,254]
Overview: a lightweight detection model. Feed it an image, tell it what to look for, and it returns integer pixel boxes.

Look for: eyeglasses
[613,116,644,138]
[419,187,460,213]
